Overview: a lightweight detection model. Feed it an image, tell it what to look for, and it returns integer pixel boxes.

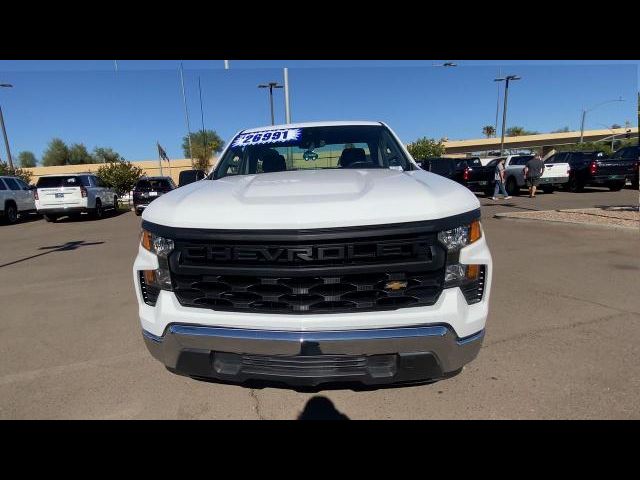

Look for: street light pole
[258,82,284,125]
[579,97,624,144]
[0,83,14,169]
[494,75,521,156]
[283,68,291,124]
[179,63,194,168]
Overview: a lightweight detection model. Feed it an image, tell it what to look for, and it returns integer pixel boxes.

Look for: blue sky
[0,60,637,164]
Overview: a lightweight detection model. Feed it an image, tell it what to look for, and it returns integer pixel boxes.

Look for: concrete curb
[493,210,639,231]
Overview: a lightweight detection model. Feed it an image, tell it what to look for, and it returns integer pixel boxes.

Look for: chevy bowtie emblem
[384,280,408,291]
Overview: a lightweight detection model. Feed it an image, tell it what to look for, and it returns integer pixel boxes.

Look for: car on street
[545,150,634,192]
[35,174,118,222]
[417,156,495,196]
[0,176,36,224]
[132,176,176,216]
[134,121,492,387]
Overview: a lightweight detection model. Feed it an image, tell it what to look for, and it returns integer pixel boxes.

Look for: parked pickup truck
[544,150,634,192]
[490,154,570,195]
[608,145,639,189]
[134,121,492,387]
[417,157,494,196]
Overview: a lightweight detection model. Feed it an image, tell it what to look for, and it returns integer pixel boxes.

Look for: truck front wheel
[505,177,519,196]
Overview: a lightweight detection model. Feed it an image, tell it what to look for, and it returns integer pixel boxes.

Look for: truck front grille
[158,221,460,314]
[171,270,443,313]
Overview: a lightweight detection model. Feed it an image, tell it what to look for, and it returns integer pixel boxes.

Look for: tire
[44,214,58,223]
[109,196,118,215]
[568,175,583,193]
[505,177,519,196]
[135,208,142,216]
[608,181,625,192]
[4,202,18,224]
[92,199,103,219]
[542,185,554,194]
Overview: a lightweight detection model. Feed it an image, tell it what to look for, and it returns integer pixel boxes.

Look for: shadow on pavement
[297,396,349,420]
[0,240,104,269]
[54,209,128,223]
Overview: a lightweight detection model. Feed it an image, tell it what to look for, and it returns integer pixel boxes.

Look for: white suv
[133,121,493,387]
[35,174,118,222]
[0,176,36,224]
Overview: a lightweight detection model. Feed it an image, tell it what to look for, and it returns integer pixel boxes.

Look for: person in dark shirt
[524,155,545,198]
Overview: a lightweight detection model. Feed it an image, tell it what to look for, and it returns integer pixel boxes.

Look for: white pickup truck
[133,121,493,387]
[496,155,570,195]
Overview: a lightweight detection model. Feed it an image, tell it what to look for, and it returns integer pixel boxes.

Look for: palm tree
[482,125,496,138]
[506,126,526,137]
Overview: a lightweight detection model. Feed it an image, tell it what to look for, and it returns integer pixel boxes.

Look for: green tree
[182,130,224,171]
[92,147,122,163]
[68,143,94,165]
[18,151,37,168]
[551,126,570,133]
[406,137,446,159]
[0,162,32,184]
[556,141,613,155]
[96,159,143,196]
[610,124,622,129]
[42,138,70,166]
[482,125,496,138]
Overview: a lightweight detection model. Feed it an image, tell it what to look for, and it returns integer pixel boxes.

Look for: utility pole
[198,77,208,169]
[579,97,624,144]
[494,75,521,155]
[283,68,291,123]
[0,83,14,169]
[179,62,194,168]
[258,82,284,125]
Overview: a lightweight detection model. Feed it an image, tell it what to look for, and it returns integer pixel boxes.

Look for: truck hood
[142,169,480,229]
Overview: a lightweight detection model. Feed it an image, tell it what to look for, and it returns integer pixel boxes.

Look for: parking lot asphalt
[1,186,638,419]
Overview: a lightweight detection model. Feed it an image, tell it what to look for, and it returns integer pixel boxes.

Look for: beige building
[25,158,217,185]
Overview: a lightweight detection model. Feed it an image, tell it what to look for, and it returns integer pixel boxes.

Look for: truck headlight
[140,230,174,293]
[437,219,481,252]
[439,220,486,304]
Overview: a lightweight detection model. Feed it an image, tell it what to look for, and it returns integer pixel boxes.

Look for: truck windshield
[212,125,412,179]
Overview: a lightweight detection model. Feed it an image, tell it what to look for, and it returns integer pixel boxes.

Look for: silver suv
[35,174,118,222]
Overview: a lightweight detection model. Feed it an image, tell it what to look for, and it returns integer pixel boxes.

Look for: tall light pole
[494,75,521,155]
[579,97,624,144]
[178,62,194,167]
[0,83,14,169]
[258,82,283,125]
[494,67,502,136]
[283,68,291,124]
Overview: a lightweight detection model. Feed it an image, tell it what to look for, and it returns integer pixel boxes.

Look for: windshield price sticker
[232,128,301,147]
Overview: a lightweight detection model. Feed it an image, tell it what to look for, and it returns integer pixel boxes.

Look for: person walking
[524,154,545,198]
[491,158,511,200]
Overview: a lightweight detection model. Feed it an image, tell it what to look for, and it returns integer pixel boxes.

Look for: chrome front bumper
[143,324,485,386]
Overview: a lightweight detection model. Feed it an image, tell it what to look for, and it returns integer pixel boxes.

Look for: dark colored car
[178,169,206,187]
[417,157,494,195]
[132,176,176,216]
[545,150,636,192]
[608,145,639,189]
